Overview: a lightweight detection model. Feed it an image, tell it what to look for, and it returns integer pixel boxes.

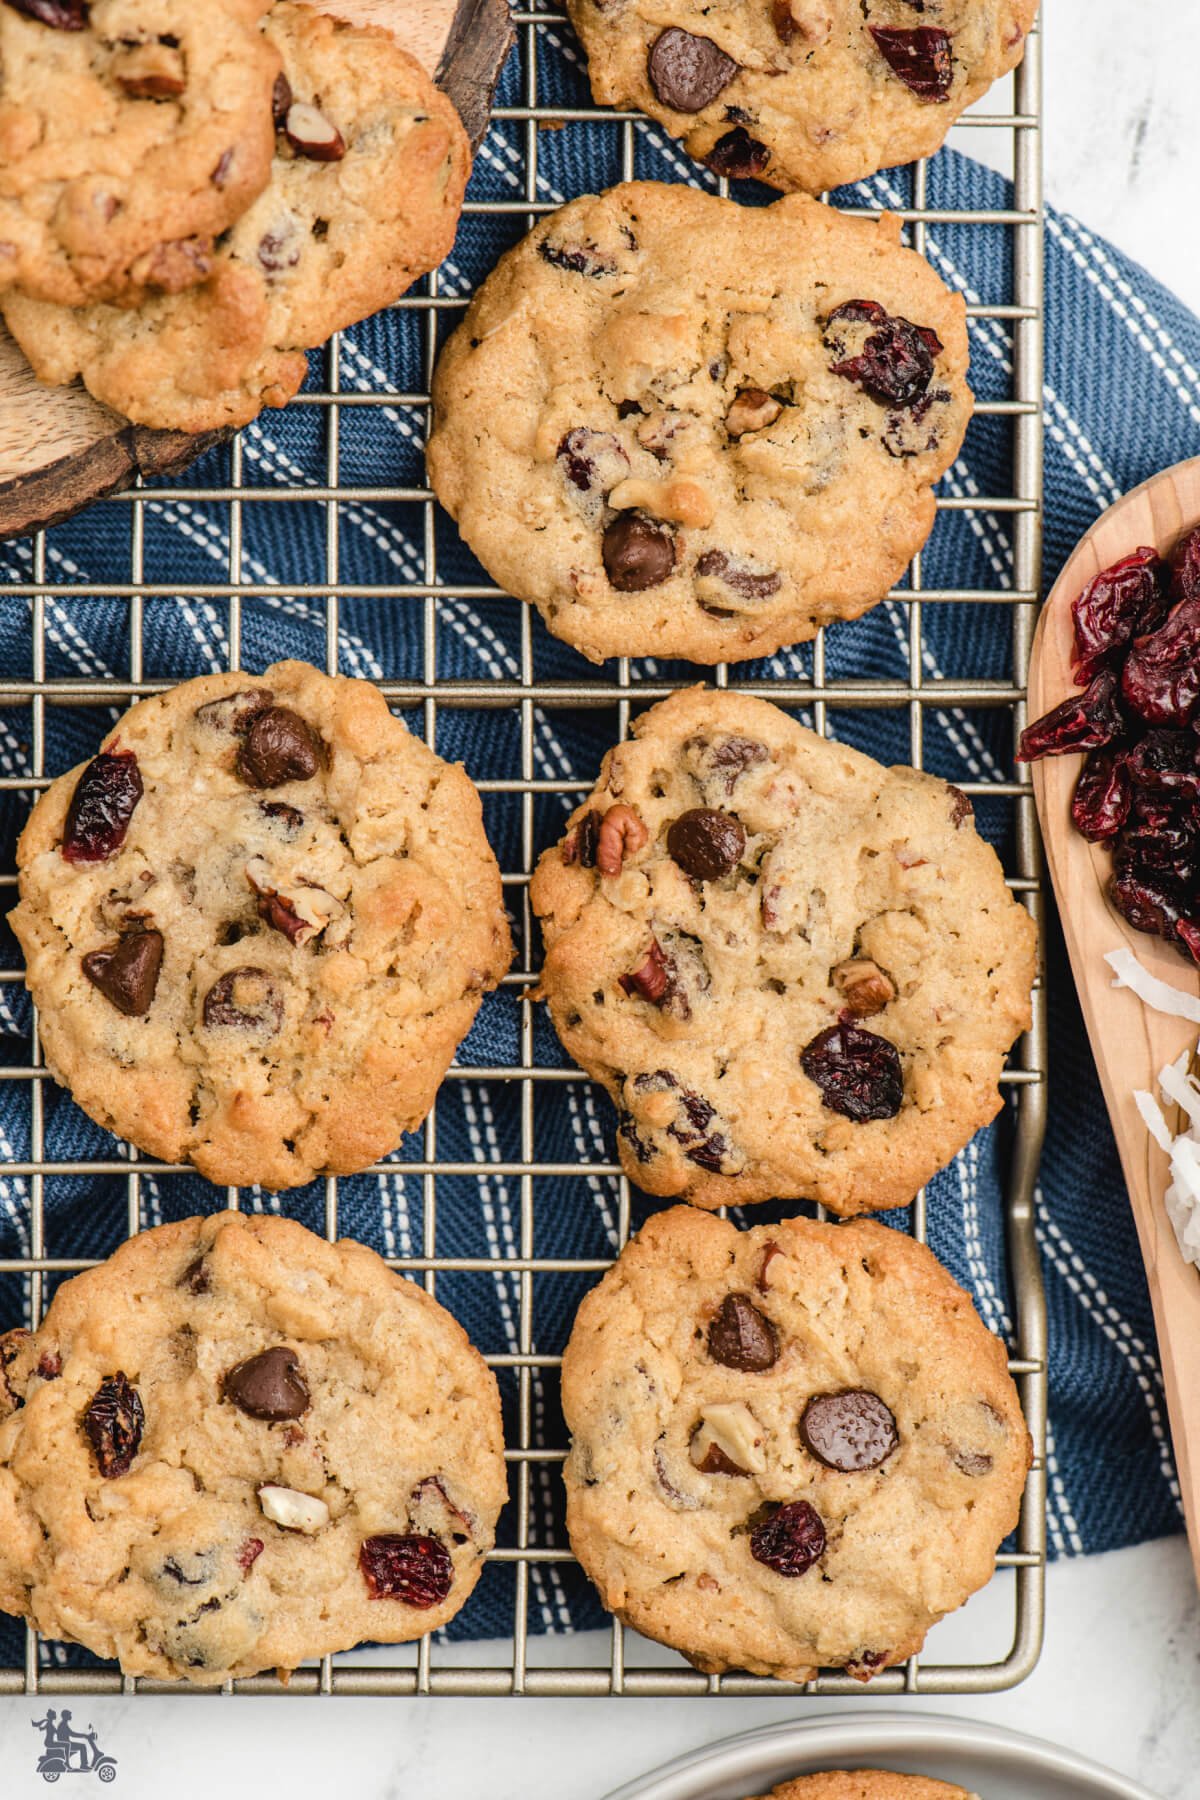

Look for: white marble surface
[4,4,1200,1795]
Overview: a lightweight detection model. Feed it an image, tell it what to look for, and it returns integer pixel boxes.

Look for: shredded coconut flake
[1106,947,1200,1023]
[1128,1041,1200,1271]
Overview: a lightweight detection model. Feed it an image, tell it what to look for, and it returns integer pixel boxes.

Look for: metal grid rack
[0,5,1047,1698]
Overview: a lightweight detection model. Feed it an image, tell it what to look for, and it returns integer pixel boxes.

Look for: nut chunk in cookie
[530,688,1036,1216]
[9,659,512,1191]
[0,1214,507,1683]
[565,0,1038,197]
[561,1208,1030,1684]
[0,0,281,307]
[2,1,471,430]
[428,183,971,665]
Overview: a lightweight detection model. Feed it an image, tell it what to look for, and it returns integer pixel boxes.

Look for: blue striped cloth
[0,33,1192,1665]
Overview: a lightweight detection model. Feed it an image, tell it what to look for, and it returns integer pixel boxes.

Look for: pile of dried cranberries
[1018,526,1200,965]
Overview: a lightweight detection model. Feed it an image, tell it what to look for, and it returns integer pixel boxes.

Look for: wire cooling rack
[0,5,1046,1697]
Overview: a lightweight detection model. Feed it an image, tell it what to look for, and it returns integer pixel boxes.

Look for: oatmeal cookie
[748,1778,975,1799]
[10,659,512,1191]
[561,1206,1030,1683]
[530,687,1036,1214]
[0,1211,507,1683]
[427,182,971,664]
[2,1,471,430]
[565,0,1038,195]
[0,0,280,307]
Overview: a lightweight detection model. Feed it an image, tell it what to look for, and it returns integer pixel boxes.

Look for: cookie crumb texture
[530,689,1036,1215]
[0,1213,507,1683]
[565,0,1038,196]
[2,1,471,430]
[561,1208,1030,1684]
[749,1776,977,1800]
[0,0,280,306]
[427,184,971,665]
[10,659,512,1191]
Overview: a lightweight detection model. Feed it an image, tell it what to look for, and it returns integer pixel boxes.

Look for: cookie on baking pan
[530,687,1036,1216]
[564,0,1038,196]
[2,1,471,430]
[0,0,280,307]
[561,1206,1030,1684]
[749,1777,977,1799]
[427,182,971,666]
[9,659,512,1191]
[0,1212,507,1683]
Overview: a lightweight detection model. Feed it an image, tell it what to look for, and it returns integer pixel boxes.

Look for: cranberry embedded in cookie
[561,1206,1032,1684]
[10,659,512,1192]
[562,0,1038,196]
[427,182,973,666]
[0,1212,507,1683]
[530,687,1037,1215]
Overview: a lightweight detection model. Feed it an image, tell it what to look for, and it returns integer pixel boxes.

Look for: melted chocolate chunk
[707,1294,778,1371]
[236,706,322,788]
[647,27,738,112]
[82,929,163,1017]
[667,808,746,880]
[222,1346,309,1421]
[602,513,676,591]
[800,1390,899,1471]
[202,967,283,1037]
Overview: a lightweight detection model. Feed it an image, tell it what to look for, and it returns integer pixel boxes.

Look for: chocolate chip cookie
[0,1211,507,1683]
[9,659,512,1191]
[750,1779,976,1799]
[565,1,1038,195]
[0,0,280,307]
[530,688,1036,1215]
[427,182,971,665]
[562,1206,1030,1684]
[2,0,471,430]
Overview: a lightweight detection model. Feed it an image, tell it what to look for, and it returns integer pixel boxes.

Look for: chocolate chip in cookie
[706,1293,778,1371]
[236,706,322,788]
[82,928,164,1016]
[223,1346,310,1421]
[800,1390,899,1471]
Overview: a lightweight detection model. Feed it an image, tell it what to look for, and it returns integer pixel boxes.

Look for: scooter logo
[30,1709,117,1783]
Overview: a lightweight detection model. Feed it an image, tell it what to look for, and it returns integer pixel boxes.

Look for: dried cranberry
[869,25,954,101]
[1124,730,1200,798]
[539,239,617,278]
[1172,526,1200,602]
[1071,547,1168,682]
[4,0,89,27]
[62,751,143,863]
[704,127,770,180]
[359,1534,453,1607]
[824,300,942,410]
[238,1537,264,1573]
[557,428,628,496]
[801,1021,903,1121]
[1121,598,1200,726]
[37,1352,61,1380]
[83,1372,144,1478]
[1016,668,1126,761]
[1108,867,1188,941]
[1071,748,1131,842]
[749,1500,826,1576]
[1178,919,1200,967]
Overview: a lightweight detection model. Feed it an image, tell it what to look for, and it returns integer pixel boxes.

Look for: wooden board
[0,0,514,541]
[1028,457,1200,1588]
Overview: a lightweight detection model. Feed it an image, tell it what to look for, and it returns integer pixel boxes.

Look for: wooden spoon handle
[1028,455,1200,1582]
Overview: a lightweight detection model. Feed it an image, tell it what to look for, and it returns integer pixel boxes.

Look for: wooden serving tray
[0,0,513,540]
